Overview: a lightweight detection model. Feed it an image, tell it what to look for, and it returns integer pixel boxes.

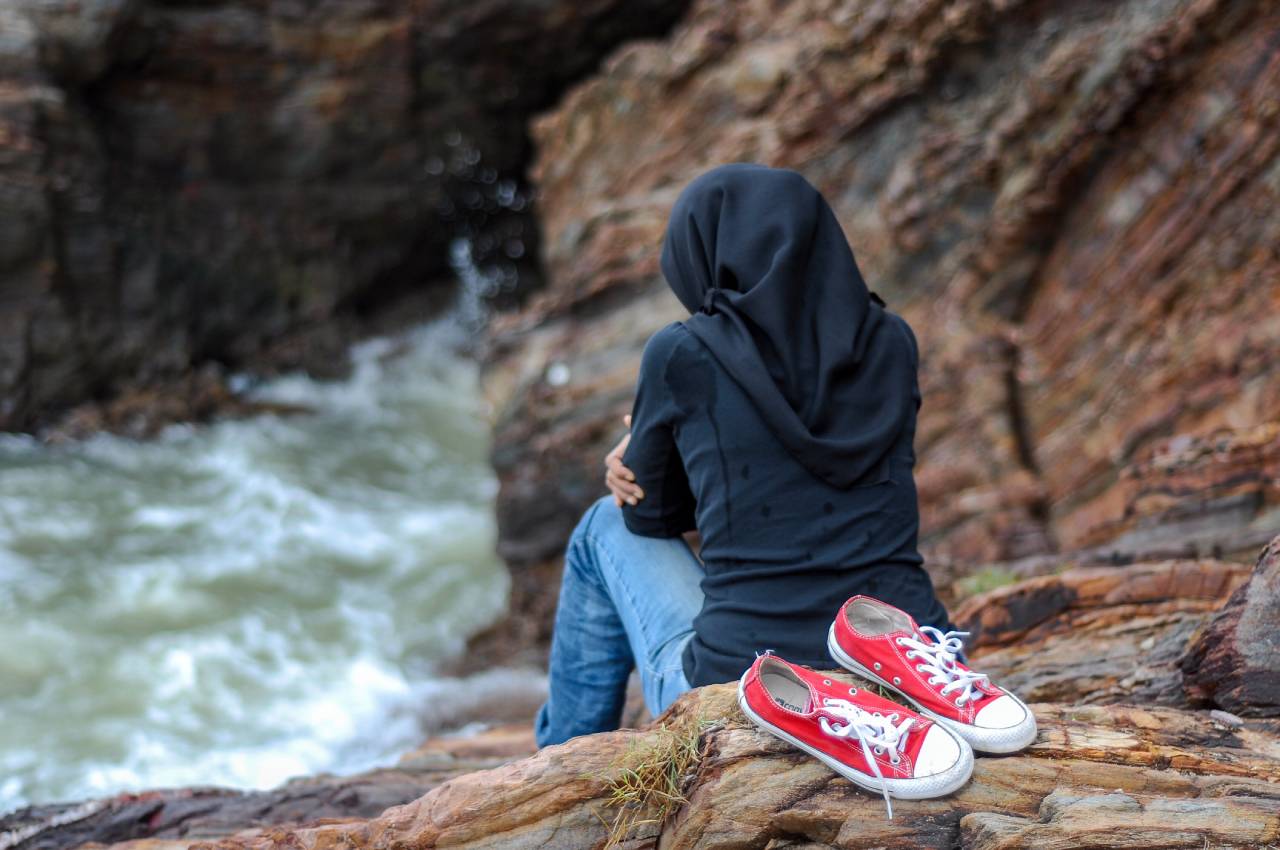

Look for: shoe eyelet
[823,679,831,686]
[890,756,900,765]
[873,746,884,755]
[848,687,858,695]
[873,662,882,670]
[873,712,882,718]
[895,638,905,646]
[889,713,899,722]
[892,676,901,685]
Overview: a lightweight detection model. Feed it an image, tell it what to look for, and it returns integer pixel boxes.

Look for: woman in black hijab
[535,163,954,747]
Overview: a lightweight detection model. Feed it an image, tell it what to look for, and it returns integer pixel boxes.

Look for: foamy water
[0,312,538,812]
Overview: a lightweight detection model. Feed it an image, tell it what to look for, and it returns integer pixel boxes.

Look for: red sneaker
[737,652,973,817]
[827,596,1037,754]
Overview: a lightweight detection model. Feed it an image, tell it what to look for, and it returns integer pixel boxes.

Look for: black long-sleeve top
[621,320,952,687]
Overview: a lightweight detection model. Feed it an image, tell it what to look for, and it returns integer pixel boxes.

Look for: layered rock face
[483,0,1280,603]
[0,0,689,433]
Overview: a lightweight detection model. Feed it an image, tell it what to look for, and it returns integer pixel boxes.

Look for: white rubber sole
[826,625,1038,754]
[735,677,974,801]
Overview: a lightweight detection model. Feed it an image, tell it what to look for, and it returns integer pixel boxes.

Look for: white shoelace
[898,627,989,707]
[817,697,915,819]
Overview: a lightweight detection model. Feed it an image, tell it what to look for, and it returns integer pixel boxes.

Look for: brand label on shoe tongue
[774,696,806,713]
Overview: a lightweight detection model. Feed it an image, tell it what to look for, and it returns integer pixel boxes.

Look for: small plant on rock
[594,711,716,848]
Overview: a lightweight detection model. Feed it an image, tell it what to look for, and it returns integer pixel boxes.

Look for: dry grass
[593,712,716,848]
[866,679,899,702]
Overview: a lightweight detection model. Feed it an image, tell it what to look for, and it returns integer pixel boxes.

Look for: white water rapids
[0,306,540,812]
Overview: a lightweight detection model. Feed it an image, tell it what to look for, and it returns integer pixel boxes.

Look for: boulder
[1182,534,1280,717]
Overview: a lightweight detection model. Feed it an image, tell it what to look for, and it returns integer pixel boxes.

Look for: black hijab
[659,163,917,489]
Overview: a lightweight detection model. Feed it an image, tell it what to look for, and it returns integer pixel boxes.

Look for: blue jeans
[535,496,704,747]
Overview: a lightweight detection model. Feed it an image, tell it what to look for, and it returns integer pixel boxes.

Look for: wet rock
[1182,534,1280,717]
[38,365,312,442]
[0,0,691,432]
[0,725,537,850]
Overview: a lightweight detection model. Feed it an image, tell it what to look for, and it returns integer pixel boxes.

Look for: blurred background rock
[0,0,687,435]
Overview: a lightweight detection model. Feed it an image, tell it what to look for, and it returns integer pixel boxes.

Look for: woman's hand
[605,415,645,507]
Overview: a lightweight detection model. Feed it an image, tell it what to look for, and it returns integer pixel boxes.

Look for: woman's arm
[604,415,644,507]
[617,327,698,537]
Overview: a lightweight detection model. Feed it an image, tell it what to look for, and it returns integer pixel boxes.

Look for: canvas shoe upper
[826,596,1037,753]
[737,652,973,817]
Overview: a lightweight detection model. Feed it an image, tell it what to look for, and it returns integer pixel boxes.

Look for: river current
[0,312,524,812]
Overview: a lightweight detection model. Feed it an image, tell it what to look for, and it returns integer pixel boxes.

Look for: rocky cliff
[0,0,689,434]
[479,0,1280,647]
[10,541,1276,849]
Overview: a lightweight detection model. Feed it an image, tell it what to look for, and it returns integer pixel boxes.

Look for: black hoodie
[621,164,952,686]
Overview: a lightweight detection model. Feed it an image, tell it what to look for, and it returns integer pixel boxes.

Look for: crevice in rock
[1001,337,1055,542]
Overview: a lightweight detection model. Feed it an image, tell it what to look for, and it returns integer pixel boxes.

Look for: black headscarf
[659,163,917,489]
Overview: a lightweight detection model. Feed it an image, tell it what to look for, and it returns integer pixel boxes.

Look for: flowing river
[0,310,524,813]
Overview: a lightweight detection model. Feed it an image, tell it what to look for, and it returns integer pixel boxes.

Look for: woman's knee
[569,495,626,544]
[562,496,625,586]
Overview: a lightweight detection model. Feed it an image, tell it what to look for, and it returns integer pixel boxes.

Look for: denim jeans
[534,496,704,747]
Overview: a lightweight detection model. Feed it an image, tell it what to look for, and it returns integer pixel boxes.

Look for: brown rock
[0,725,538,850]
[195,688,1280,850]
[482,0,1280,646]
[399,723,536,768]
[953,559,1251,651]
[952,559,1251,706]
[1182,534,1280,717]
[15,551,1278,850]
[1069,424,1280,562]
[0,0,691,433]
[960,788,1280,850]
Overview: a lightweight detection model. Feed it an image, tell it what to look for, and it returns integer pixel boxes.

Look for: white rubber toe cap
[914,725,962,777]
[974,694,1027,729]
[944,692,1036,753]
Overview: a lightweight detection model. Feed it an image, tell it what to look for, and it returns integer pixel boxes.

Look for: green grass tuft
[954,566,1019,599]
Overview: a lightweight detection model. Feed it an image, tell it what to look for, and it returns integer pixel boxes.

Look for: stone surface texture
[0,725,536,850]
[481,0,1280,610]
[186,588,1280,844]
[10,550,1280,849]
[1182,533,1280,716]
[0,0,689,433]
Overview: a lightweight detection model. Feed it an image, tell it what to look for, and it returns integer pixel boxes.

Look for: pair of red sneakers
[737,596,1036,817]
